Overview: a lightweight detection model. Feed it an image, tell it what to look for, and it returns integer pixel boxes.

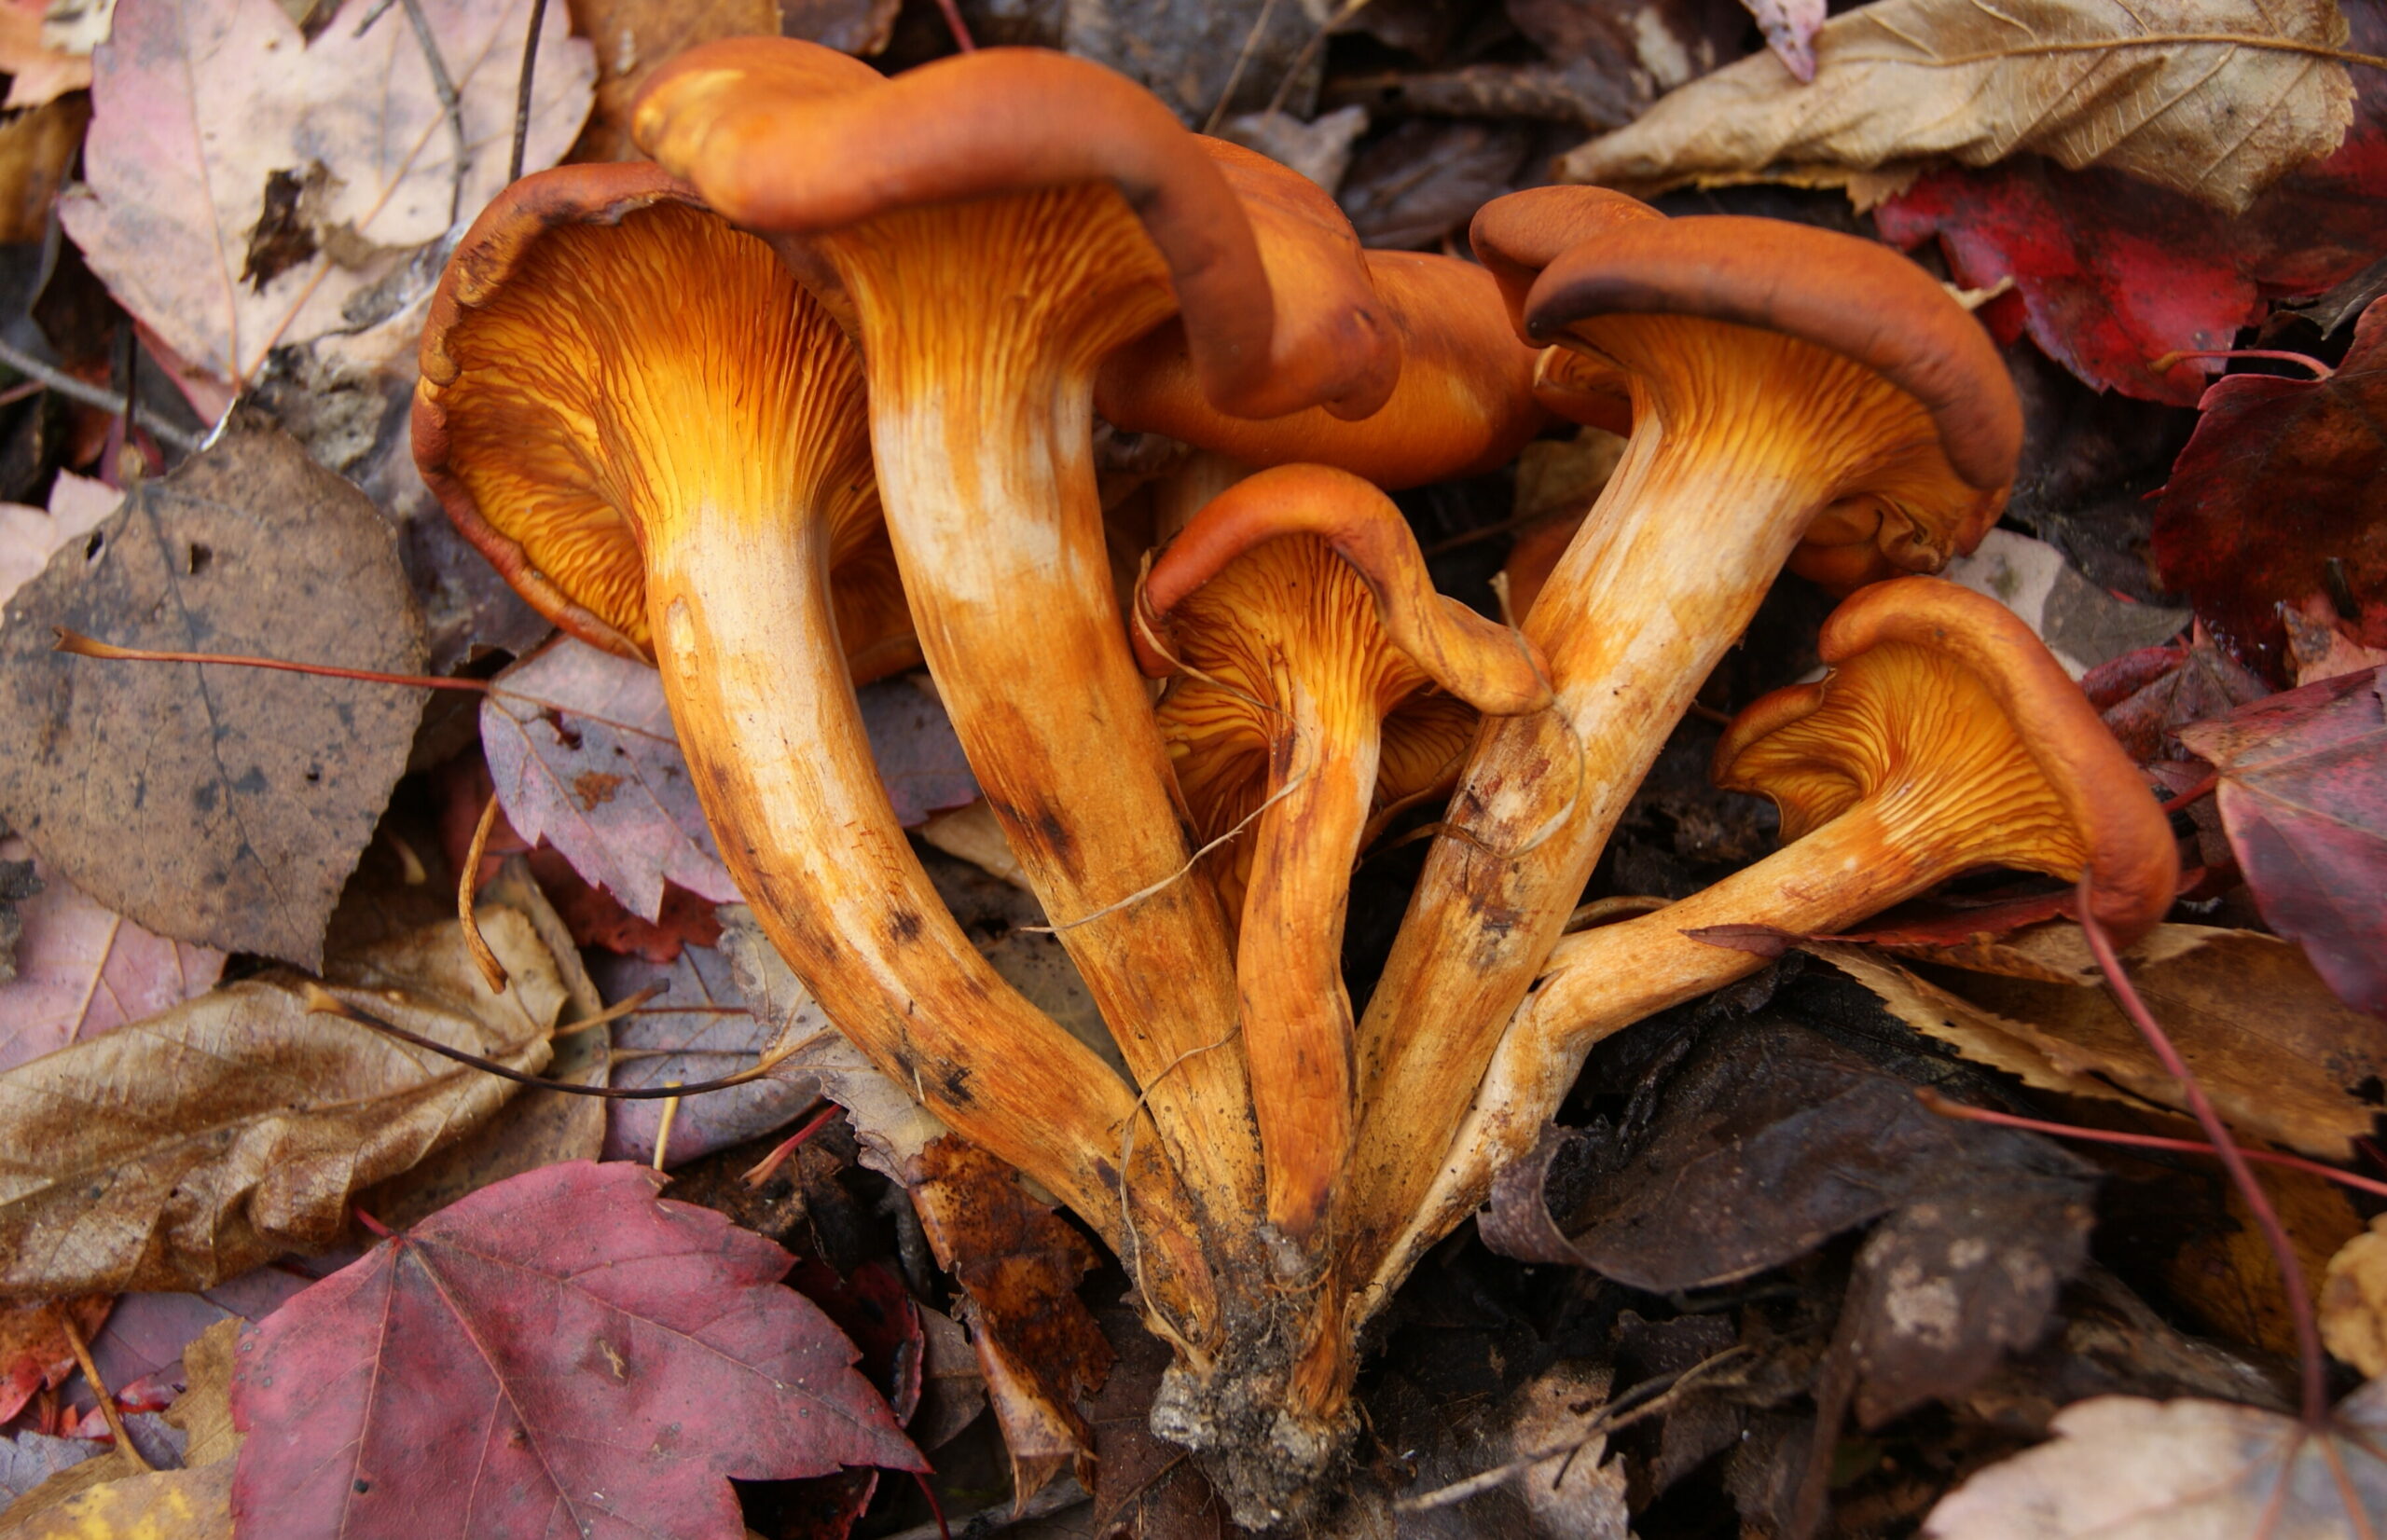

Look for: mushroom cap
[1469,185,1663,334]
[1528,343,1631,436]
[1137,464,1550,716]
[632,38,1395,421]
[1095,250,1542,488]
[1714,577,2177,942]
[1522,217,2022,493]
[414,162,890,670]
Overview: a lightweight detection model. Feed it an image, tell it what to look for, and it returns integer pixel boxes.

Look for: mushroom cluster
[413,42,2172,1528]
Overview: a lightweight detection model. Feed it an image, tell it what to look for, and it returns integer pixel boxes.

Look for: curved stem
[643,497,1220,1345]
[2077,875,2329,1427]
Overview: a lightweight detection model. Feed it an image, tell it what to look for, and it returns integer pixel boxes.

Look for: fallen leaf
[2,1461,234,1540]
[0,0,91,108]
[1216,105,1371,194]
[228,1161,923,1539]
[2284,594,2387,684]
[3,1417,189,1524]
[2081,635,2271,763]
[0,473,119,611]
[164,1316,242,1469]
[565,0,779,162]
[0,1296,109,1424]
[1923,1382,2387,1537]
[1338,117,1536,249]
[2326,1217,2387,1375]
[593,935,823,1168]
[0,907,564,1296]
[0,839,225,1073]
[359,858,610,1228]
[859,676,980,831]
[2163,1158,2363,1358]
[1557,0,2356,214]
[1509,0,1746,97]
[1819,925,2387,1156]
[80,1267,313,1423]
[716,908,950,1185]
[2178,668,2387,1015]
[780,0,903,54]
[0,1432,105,1511]
[0,421,428,969]
[770,1258,928,1530]
[0,96,88,246]
[909,1137,1111,1506]
[1743,0,1823,79]
[1062,0,1320,123]
[59,0,595,392]
[916,800,1029,889]
[1938,528,2187,677]
[2154,300,2387,677]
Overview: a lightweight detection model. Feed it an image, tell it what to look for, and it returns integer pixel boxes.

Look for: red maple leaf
[1873,0,2387,406]
[2150,298,2387,681]
[2179,666,2387,1018]
[228,1161,923,1540]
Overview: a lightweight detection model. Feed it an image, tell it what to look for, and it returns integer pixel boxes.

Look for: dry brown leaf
[2325,1217,2387,1377]
[0,96,88,245]
[165,1316,242,1468]
[1923,1382,2387,1536]
[1558,0,2356,213]
[2164,1162,2362,1359]
[0,907,564,1297]
[565,0,780,162]
[1813,925,2387,1159]
[59,0,594,393]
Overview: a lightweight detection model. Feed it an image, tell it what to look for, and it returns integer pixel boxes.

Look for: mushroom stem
[1243,669,1379,1247]
[822,190,1262,1226]
[642,494,1220,1347]
[1345,321,1949,1285]
[1364,804,1944,1307]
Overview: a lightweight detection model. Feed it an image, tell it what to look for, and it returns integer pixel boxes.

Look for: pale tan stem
[1356,804,1944,1313]
[1242,671,1377,1248]
[642,501,1219,1345]
[830,194,1262,1226]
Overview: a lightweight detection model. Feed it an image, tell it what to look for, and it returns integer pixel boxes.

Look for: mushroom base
[1150,1288,1359,1532]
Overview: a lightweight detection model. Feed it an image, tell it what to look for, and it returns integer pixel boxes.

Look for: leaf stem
[0,342,201,455]
[2077,872,2329,1426]
[508,0,549,184]
[1928,33,2387,70]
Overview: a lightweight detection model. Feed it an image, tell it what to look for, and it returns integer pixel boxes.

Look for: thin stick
[1204,0,1284,133]
[1020,773,1305,934]
[303,983,798,1098]
[460,794,510,994]
[741,1102,838,1187]
[2151,347,2333,379]
[59,1313,150,1473]
[384,0,469,226]
[2161,769,2221,812]
[551,983,665,1038]
[58,628,489,691]
[507,0,549,184]
[931,0,975,51]
[2077,873,2329,1427]
[0,341,201,454]
[1266,0,1373,116]
[1918,1088,2387,1201]
[651,1084,683,1170]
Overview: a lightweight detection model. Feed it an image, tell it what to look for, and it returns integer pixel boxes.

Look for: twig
[370,0,470,226]
[303,983,800,1099]
[60,1313,151,1473]
[1917,1088,2387,1201]
[2077,873,2329,1427]
[1266,0,1373,116]
[1204,0,1285,134]
[1395,1347,1751,1512]
[1020,773,1306,933]
[459,793,510,994]
[741,1102,837,1187]
[551,983,665,1038]
[0,341,201,455]
[507,0,549,184]
[651,1084,683,1169]
[931,0,974,52]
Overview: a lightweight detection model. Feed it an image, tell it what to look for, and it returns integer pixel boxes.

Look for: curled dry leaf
[2325,1217,2387,1376]
[1558,0,2355,214]
[1923,1381,2387,1537]
[1937,528,2187,678]
[1815,925,2387,1158]
[0,907,564,1298]
[58,0,595,393]
[2177,668,2387,1016]
[228,1161,922,1540]
[0,837,225,1074]
[0,422,428,969]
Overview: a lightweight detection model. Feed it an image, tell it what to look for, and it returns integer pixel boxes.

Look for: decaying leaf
[0,1295,110,1423]
[0,907,564,1297]
[1814,925,2387,1158]
[564,0,779,161]
[166,1316,243,1470]
[59,0,596,392]
[228,1161,923,1539]
[0,422,428,969]
[909,1138,1112,1506]
[2156,301,2387,678]
[0,96,89,248]
[2,1462,235,1540]
[1923,1381,2387,1536]
[0,0,91,109]
[1557,0,2355,214]
[2178,668,2387,1016]
[0,838,225,1074]
[2325,1217,2387,1376]
[2083,636,2271,763]
[1938,528,2187,677]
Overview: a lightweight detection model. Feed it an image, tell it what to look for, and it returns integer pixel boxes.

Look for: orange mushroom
[1366,578,2176,1298]
[1347,191,2022,1290]
[413,163,1217,1339]
[1135,464,1548,1253]
[635,43,1399,1224]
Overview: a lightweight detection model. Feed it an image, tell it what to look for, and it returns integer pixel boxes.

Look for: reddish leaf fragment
[0,1296,110,1424]
[2081,637,2271,762]
[2178,667,2387,1016]
[1876,20,2387,406]
[228,1161,921,1540]
[2152,298,2387,679]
